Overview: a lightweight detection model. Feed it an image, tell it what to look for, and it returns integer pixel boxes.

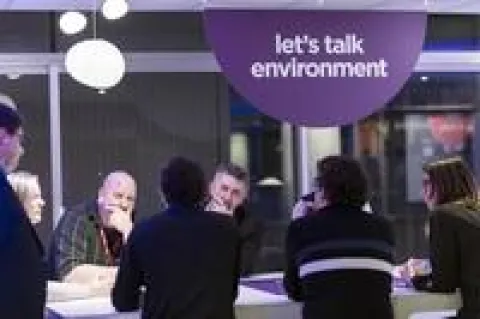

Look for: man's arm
[63,264,116,286]
[51,213,90,280]
[283,222,303,301]
[112,229,143,312]
[428,211,459,292]
[239,217,264,276]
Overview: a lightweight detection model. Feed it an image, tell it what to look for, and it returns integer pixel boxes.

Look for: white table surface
[46,276,461,319]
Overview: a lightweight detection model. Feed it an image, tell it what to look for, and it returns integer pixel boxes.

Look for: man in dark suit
[0,104,46,318]
[112,157,240,319]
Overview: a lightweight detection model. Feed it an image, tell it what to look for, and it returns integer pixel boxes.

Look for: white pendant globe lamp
[101,0,129,20]
[59,11,87,35]
[65,39,125,91]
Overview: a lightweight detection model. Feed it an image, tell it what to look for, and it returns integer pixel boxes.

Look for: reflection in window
[350,73,478,262]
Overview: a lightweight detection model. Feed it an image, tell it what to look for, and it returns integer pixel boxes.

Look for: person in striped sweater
[284,155,394,319]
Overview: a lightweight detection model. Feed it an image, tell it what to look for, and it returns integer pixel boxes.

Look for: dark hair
[423,157,477,206]
[0,105,22,135]
[215,163,249,183]
[316,155,368,207]
[160,157,206,207]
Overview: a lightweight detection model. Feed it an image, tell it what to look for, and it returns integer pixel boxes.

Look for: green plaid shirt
[48,201,122,280]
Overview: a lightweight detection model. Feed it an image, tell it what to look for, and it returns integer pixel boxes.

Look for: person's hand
[107,208,133,239]
[291,200,310,220]
[205,195,234,217]
[404,258,432,278]
[392,263,410,280]
[100,200,133,239]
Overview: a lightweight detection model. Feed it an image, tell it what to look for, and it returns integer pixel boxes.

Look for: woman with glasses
[407,157,480,319]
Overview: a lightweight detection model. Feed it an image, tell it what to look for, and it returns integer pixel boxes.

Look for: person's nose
[119,198,130,211]
[223,191,234,203]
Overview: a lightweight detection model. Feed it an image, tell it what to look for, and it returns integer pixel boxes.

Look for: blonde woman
[7,171,45,224]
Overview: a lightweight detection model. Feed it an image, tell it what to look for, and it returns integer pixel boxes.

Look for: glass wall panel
[60,72,229,221]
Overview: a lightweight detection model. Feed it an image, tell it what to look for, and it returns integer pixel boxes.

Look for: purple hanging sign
[203,10,427,126]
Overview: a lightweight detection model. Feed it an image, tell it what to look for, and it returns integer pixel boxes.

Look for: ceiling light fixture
[64,1,126,91]
[65,39,125,90]
[59,11,87,35]
[101,0,129,20]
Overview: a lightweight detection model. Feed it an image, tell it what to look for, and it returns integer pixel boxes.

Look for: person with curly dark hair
[284,155,394,319]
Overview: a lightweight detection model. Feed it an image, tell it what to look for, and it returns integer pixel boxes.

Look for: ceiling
[1,0,480,13]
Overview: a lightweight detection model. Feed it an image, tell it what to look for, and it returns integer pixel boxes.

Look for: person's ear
[313,189,328,209]
[97,188,105,205]
[208,180,215,195]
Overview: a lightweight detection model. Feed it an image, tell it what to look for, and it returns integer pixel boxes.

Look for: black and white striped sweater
[284,204,394,319]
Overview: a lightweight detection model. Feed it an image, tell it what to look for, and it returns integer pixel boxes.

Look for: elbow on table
[111,291,139,312]
[112,298,139,312]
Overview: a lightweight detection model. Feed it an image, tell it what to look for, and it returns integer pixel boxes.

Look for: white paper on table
[47,281,97,302]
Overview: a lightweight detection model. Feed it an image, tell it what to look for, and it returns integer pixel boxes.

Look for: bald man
[47,171,137,283]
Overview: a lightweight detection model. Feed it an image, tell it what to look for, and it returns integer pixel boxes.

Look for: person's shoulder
[361,209,393,230]
[430,203,468,223]
[435,201,472,214]
[234,205,264,230]
[203,210,237,227]
[57,201,95,228]
[435,201,480,225]
[125,212,166,246]
[63,200,97,217]
[365,210,391,223]
[133,206,235,230]
[196,211,240,241]
[287,213,316,233]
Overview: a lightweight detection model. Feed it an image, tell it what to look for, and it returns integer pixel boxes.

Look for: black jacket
[234,205,264,276]
[413,202,480,319]
[112,204,241,319]
[284,204,394,319]
[0,171,46,319]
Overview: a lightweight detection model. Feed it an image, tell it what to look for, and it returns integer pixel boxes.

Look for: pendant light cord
[92,0,97,39]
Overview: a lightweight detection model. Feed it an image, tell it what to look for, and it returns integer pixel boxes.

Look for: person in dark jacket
[284,155,394,319]
[0,103,46,318]
[112,157,240,319]
[407,157,480,319]
[206,163,264,276]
